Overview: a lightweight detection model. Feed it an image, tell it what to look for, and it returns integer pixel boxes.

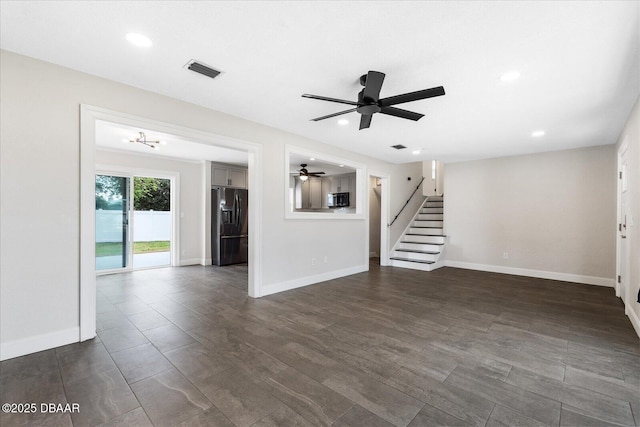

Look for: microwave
[327,192,349,208]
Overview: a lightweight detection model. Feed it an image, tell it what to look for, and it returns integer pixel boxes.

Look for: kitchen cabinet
[321,179,331,208]
[212,163,247,188]
[329,176,348,193]
[309,178,322,209]
[297,177,322,209]
[293,173,356,210]
[349,174,356,207]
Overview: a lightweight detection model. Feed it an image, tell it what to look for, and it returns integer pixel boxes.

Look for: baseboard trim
[627,306,640,339]
[200,258,212,266]
[179,258,201,266]
[260,264,369,297]
[1,327,79,361]
[430,260,446,270]
[444,261,614,287]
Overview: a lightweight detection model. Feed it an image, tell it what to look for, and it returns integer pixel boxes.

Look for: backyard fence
[96,210,171,242]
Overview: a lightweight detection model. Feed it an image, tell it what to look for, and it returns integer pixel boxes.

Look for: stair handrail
[388,176,425,227]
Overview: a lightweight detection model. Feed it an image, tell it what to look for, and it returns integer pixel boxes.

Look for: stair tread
[390,257,435,264]
[406,233,447,237]
[400,241,444,245]
[410,226,443,229]
[394,249,440,255]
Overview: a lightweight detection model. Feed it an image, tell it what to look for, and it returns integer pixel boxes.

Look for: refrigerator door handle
[235,193,240,227]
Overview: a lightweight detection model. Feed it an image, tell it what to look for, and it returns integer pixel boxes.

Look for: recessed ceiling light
[531,130,545,137]
[339,164,344,167]
[126,32,153,47]
[499,71,520,82]
[309,157,315,161]
[412,150,421,155]
[337,119,349,126]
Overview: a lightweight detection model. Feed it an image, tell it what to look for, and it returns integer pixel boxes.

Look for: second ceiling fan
[296,164,325,181]
[302,71,445,130]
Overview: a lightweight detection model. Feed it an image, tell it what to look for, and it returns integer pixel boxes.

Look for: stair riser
[413,220,443,227]
[417,214,443,220]
[421,208,443,214]
[425,202,443,208]
[391,251,439,262]
[403,235,445,244]
[397,243,442,252]
[409,227,443,236]
[389,259,441,272]
[427,196,443,202]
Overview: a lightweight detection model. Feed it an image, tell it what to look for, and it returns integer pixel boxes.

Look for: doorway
[369,176,382,263]
[81,105,263,341]
[368,172,390,266]
[95,173,174,273]
[617,142,631,306]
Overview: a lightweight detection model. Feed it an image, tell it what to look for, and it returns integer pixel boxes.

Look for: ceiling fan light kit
[297,163,325,181]
[302,71,445,130]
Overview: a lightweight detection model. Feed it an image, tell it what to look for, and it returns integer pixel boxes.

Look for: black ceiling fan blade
[302,94,357,106]
[359,114,373,130]
[308,172,325,175]
[379,106,424,121]
[362,71,385,102]
[310,108,357,121]
[379,86,445,107]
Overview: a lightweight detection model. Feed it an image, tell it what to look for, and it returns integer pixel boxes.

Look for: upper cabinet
[212,163,247,188]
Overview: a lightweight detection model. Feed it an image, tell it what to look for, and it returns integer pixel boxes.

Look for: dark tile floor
[1,261,638,426]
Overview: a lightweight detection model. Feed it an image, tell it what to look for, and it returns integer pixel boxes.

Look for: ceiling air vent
[185,60,221,79]
[391,144,407,150]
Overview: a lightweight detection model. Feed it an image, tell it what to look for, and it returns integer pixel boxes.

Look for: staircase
[389,195,445,271]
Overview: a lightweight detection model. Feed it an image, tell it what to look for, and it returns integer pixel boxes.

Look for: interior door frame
[95,167,179,274]
[368,170,390,266]
[615,139,630,306]
[80,105,263,341]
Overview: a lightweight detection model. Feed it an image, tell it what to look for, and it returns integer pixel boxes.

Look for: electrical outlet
[503,252,508,259]
[311,258,317,266]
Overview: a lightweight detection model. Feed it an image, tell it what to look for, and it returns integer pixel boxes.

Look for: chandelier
[129,132,161,150]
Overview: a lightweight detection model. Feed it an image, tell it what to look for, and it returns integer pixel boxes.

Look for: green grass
[96,241,170,257]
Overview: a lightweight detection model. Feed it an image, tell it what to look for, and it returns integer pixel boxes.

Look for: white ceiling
[1,1,638,163]
[95,120,249,165]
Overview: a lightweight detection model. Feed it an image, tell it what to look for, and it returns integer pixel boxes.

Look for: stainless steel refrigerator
[211,187,248,265]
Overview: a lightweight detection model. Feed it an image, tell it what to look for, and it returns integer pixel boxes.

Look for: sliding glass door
[95,174,131,271]
[132,177,171,269]
[95,173,173,273]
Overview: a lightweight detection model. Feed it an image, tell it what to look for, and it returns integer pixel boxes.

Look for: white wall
[615,96,640,336]
[0,50,422,358]
[387,164,426,246]
[96,149,204,264]
[444,145,617,284]
[422,160,445,197]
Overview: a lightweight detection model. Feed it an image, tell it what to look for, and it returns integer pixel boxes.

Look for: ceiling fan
[295,164,325,181]
[302,71,445,130]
